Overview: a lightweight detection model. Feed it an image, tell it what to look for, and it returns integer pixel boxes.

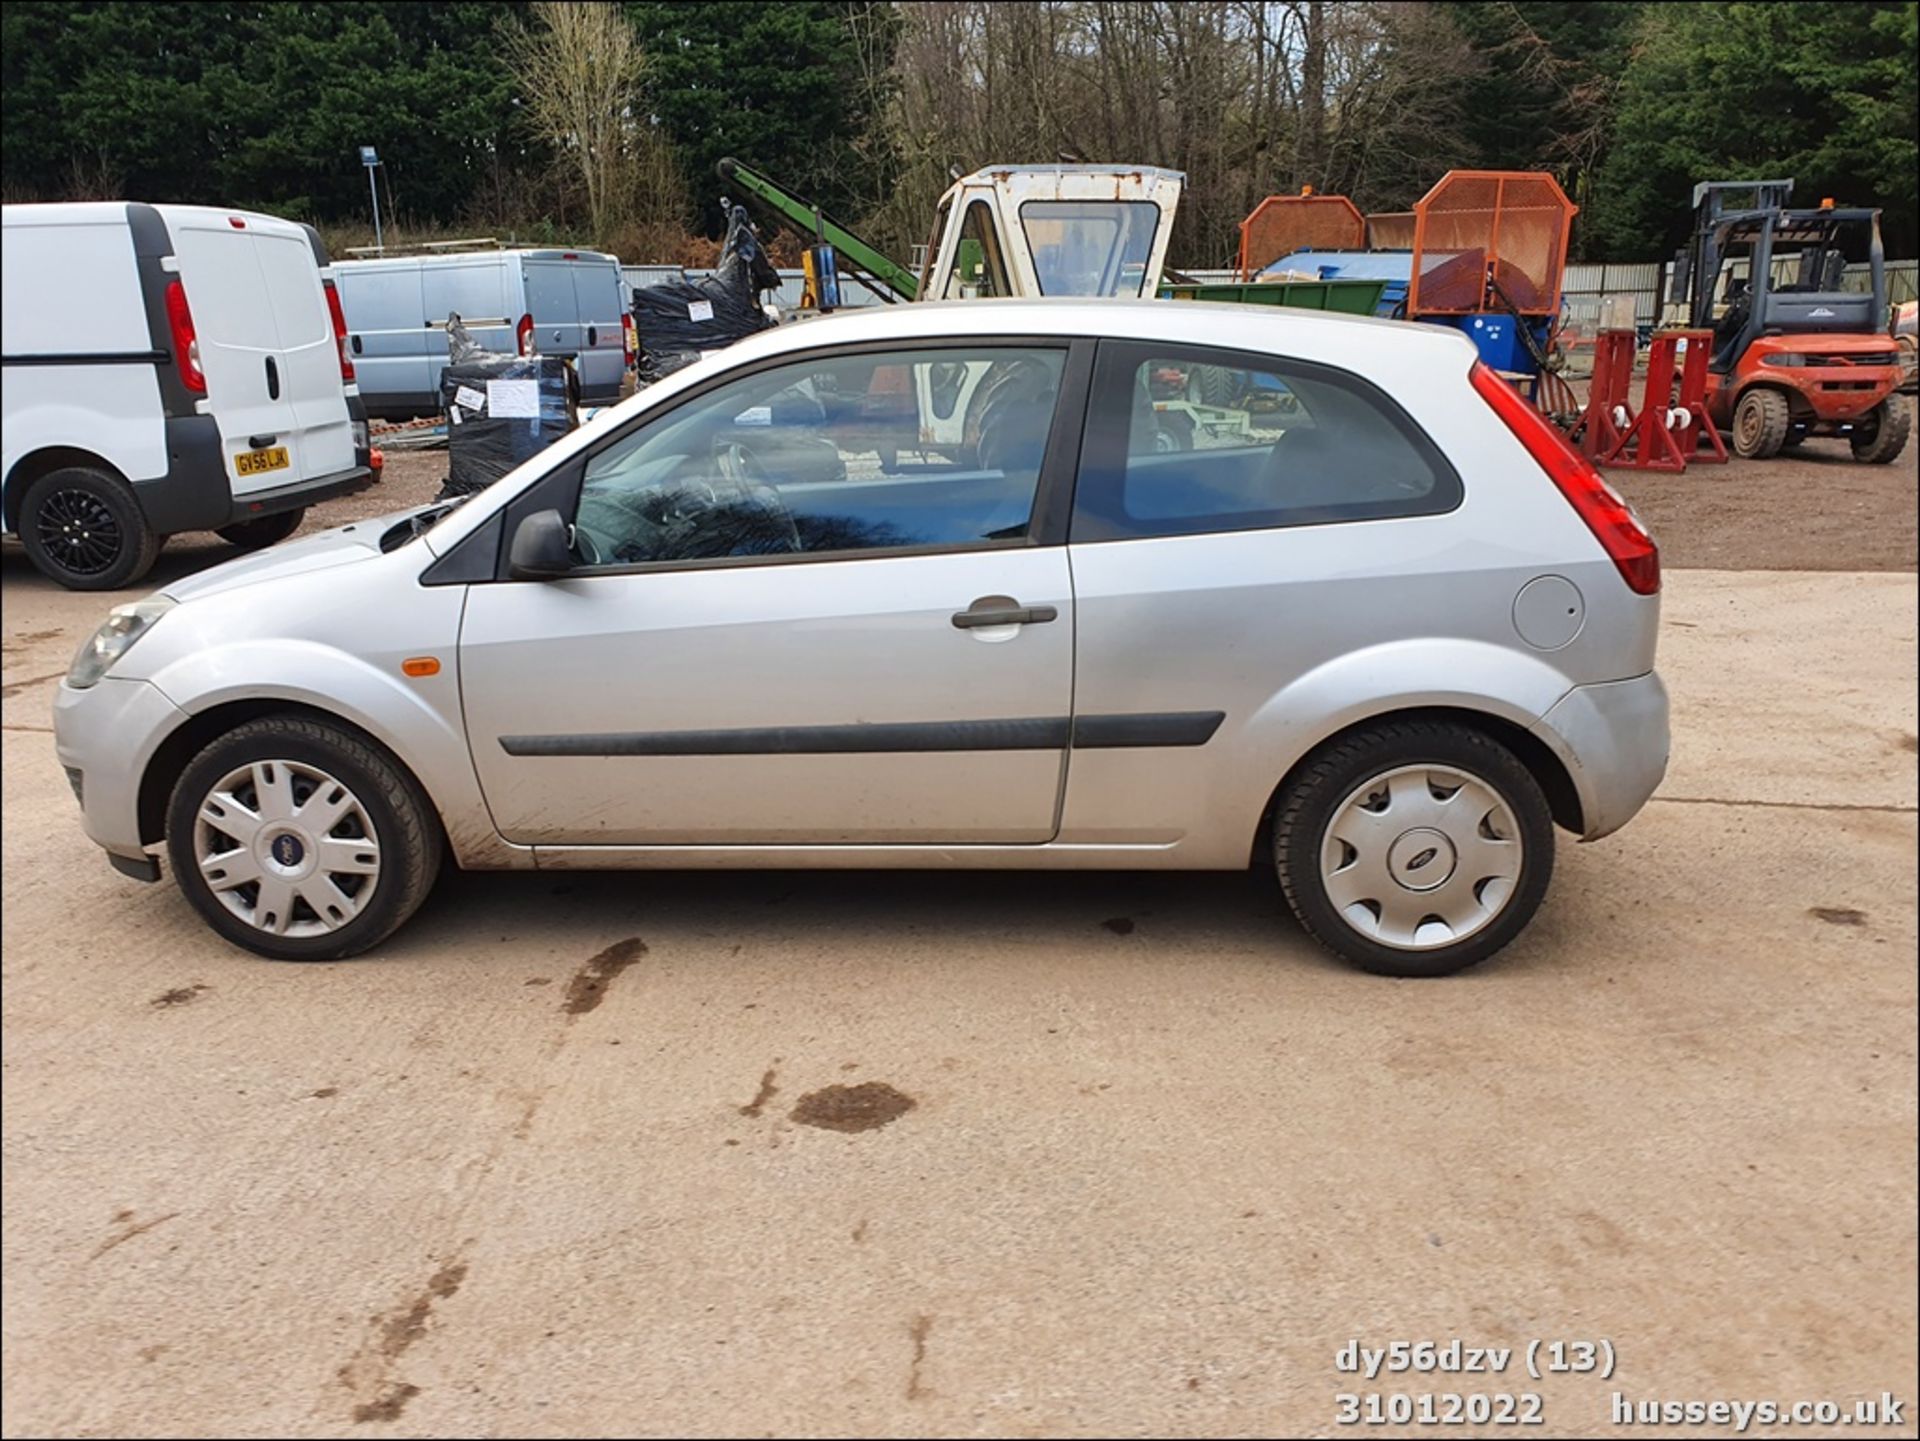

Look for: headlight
[1761,352,1809,367]
[67,598,174,689]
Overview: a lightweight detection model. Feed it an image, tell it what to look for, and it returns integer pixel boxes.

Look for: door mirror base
[508,508,576,579]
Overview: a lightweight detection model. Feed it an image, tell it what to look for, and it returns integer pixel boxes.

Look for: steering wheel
[716,442,802,552]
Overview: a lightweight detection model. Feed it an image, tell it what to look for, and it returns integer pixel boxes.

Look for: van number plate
[235,446,290,477]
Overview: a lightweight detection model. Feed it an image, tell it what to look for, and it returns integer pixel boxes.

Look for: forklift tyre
[1849,399,1911,465]
[1731,388,1790,459]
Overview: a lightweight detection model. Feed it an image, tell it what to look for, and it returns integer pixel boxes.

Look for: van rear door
[337,261,432,416]
[162,208,352,494]
[250,224,355,479]
[522,256,584,369]
[568,254,628,401]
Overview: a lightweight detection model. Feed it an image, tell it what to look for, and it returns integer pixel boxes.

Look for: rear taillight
[621,312,636,365]
[516,312,535,357]
[163,279,206,394]
[323,279,355,383]
[1470,361,1659,595]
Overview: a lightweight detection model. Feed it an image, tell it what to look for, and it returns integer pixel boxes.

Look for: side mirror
[508,508,576,579]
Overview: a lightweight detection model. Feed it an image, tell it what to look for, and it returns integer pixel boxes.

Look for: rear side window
[1071,341,1460,542]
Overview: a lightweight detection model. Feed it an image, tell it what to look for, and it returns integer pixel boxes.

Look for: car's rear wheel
[1849,399,1911,464]
[19,466,161,591]
[1731,388,1790,458]
[1274,720,1554,977]
[166,714,442,961]
[216,508,305,550]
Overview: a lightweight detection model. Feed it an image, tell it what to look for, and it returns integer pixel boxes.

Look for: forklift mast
[1673,177,1887,370]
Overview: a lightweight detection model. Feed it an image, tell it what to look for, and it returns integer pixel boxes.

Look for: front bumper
[52,675,191,865]
[1531,671,1670,840]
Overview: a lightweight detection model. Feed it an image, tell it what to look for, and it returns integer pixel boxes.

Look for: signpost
[359,145,383,254]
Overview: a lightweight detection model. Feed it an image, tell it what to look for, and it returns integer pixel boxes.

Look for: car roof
[717,297,1475,366]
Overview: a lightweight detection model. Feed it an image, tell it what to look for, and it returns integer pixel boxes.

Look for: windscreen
[1018,201,1160,297]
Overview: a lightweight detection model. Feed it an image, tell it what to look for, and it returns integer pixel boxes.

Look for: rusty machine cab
[916,165,1185,301]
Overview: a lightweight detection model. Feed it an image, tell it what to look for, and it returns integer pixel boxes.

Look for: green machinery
[716,157,1386,316]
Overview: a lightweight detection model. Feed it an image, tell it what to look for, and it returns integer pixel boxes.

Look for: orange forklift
[1671,179,1908,462]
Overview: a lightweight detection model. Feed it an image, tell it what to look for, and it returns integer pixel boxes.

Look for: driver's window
[572,346,1066,568]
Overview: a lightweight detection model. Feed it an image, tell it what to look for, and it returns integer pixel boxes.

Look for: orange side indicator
[401,657,441,677]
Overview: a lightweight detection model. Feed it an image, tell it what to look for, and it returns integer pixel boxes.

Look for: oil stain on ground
[151,984,209,1009]
[338,1257,469,1423]
[561,937,647,1015]
[352,1383,421,1424]
[1809,906,1869,926]
[738,1065,780,1117]
[790,1081,917,1133]
[1101,916,1136,934]
[906,1314,934,1400]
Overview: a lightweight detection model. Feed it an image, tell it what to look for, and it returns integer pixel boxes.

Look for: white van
[332,248,632,419]
[2,202,374,590]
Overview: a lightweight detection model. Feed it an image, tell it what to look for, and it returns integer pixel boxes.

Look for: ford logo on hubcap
[271,834,304,867]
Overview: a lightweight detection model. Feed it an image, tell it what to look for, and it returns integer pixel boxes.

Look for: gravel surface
[2,403,1915,1436]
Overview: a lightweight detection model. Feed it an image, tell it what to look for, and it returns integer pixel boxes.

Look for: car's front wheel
[165,714,442,961]
[1274,720,1555,977]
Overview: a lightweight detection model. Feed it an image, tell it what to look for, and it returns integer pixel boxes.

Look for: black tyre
[1849,399,1911,464]
[19,466,161,591]
[1731,388,1790,458]
[1274,719,1555,978]
[165,714,443,961]
[1187,363,1239,409]
[215,508,305,550]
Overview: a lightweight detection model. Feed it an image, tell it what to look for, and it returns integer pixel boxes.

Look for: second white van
[332,248,632,419]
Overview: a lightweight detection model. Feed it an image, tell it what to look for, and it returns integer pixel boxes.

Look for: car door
[458,339,1090,847]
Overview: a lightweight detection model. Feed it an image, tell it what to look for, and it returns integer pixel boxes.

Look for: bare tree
[868,1,1478,268]
[504,1,651,243]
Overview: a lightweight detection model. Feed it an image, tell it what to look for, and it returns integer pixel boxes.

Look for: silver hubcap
[1320,765,1523,951]
[194,760,380,937]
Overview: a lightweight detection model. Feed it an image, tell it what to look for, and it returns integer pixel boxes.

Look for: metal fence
[623,258,1917,323]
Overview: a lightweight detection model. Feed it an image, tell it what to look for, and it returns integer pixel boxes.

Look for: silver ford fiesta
[54,300,1667,976]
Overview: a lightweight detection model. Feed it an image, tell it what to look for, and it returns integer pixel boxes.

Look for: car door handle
[951,596,1058,629]
[264,355,279,400]
[587,325,598,346]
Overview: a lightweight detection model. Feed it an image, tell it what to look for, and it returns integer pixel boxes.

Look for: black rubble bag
[436,313,578,500]
[632,204,779,382]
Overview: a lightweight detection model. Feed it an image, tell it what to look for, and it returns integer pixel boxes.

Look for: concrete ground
[2,550,1915,1436]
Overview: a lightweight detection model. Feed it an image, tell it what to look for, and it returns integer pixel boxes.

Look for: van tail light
[516,312,535,357]
[322,279,355,383]
[622,312,637,365]
[163,279,206,394]
[1470,361,1659,595]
